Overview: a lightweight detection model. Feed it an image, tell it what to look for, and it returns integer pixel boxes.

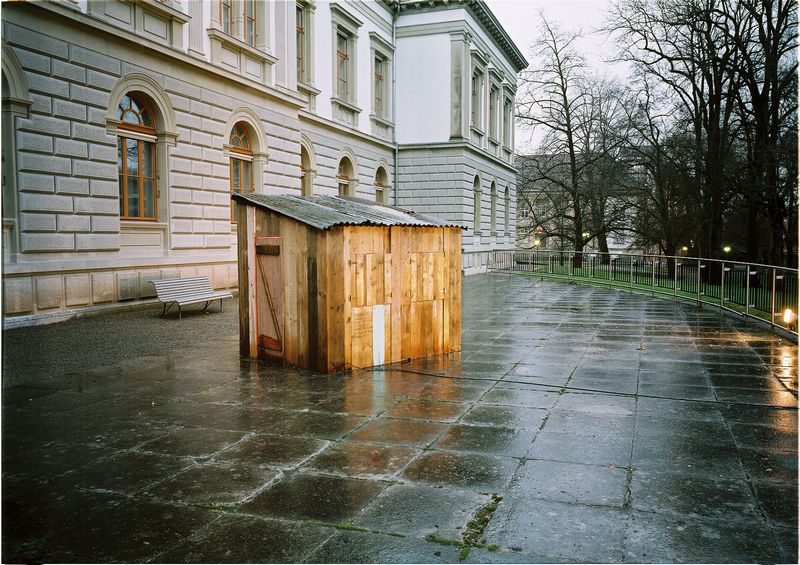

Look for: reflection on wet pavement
[2,273,797,563]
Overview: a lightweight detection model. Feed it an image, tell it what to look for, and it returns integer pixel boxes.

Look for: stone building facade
[1,0,526,325]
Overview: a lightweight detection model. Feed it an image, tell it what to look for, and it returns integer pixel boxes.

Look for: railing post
[630,258,634,290]
[697,259,702,307]
[673,260,678,301]
[651,258,656,296]
[745,266,751,322]
[771,268,776,332]
[720,262,725,312]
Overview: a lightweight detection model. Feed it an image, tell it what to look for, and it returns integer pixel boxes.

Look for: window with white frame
[470,71,483,130]
[337,156,355,196]
[504,186,510,233]
[218,0,260,46]
[374,166,389,203]
[336,32,350,100]
[374,56,385,116]
[330,4,361,111]
[229,122,254,223]
[473,175,482,234]
[117,93,158,220]
[489,86,498,140]
[503,97,513,147]
[296,3,307,83]
[490,182,497,233]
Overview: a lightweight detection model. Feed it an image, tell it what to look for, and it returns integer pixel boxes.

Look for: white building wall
[395,34,451,145]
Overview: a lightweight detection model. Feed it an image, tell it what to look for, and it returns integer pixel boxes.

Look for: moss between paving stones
[425,494,504,560]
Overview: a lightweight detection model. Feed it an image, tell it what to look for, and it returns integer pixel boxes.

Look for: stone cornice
[399,140,519,174]
[385,0,528,71]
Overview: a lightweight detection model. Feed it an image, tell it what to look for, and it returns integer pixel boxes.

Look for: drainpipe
[392,2,399,206]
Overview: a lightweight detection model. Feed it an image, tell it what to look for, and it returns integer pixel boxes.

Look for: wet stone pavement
[3,273,798,563]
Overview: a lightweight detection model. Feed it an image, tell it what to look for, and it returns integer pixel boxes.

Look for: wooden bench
[151,277,233,319]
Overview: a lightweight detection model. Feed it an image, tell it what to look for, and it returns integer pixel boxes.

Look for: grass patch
[459,546,471,560]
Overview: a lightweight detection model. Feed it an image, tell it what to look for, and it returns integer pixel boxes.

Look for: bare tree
[718,0,797,264]
[608,0,741,261]
[623,75,697,258]
[516,16,633,263]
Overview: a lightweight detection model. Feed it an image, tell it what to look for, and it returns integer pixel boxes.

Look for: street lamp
[723,246,731,254]
[681,246,688,252]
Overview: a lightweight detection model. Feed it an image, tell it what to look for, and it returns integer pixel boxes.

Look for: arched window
[230,122,254,222]
[473,175,482,235]
[337,157,354,196]
[2,45,31,258]
[490,181,497,234]
[374,166,389,203]
[504,186,511,234]
[300,145,312,196]
[117,93,157,220]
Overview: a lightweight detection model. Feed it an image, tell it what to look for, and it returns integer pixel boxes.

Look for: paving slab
[2,273,797,563]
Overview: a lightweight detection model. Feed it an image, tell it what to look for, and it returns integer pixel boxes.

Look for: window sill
[298,81,321,96]
[207,28,278,65]
[470,125,485,136]
[370,113,394,128]
[141,0,190,24]
[298,81,321,112]
[331,97,362,115]
[121,220,166,229]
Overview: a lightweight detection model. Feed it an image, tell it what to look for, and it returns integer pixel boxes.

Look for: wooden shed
[234,193,463,373]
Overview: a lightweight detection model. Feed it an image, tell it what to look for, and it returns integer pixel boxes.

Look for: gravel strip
[2,298,239,388]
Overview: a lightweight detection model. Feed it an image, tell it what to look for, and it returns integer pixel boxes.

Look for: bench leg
[162,302,175,317]
[178,304,182,320]
[201,300,211,313]
[220,298,223,313]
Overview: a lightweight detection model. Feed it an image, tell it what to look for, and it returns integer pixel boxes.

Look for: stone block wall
[397,144,516,265]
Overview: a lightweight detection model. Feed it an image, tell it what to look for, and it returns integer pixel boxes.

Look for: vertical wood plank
[327,227,346,372]
[442,252,450,352]
[314,229,327,372]
[365,253,375,306]
[447,228,462,352]
[423,252,434,301]
[246,206,257,357]
[342,227,352,370]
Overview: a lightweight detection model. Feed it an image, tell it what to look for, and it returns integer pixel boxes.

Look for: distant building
[1,0,526,325]
[515,153,638,254]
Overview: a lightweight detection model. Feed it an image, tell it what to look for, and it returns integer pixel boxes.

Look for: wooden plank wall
[342,225,463,370]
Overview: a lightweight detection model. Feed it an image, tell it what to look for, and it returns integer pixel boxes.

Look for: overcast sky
[485,0,630,151]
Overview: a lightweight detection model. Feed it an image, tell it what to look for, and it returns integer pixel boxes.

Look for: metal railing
[488,249,799,338]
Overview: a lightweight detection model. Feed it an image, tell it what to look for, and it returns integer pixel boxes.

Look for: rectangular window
[245,0,256,45]
[374,56,384,116]
[471,72,482,129]
[118,136,157,220]
[337,33,349,99]
[220,0,231,34]
[296,4,305,82]
[490,91,495,137]
[230,157,253,223]
[503,100,512,146]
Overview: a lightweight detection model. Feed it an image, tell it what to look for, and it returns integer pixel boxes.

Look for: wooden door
[255,236,284,362]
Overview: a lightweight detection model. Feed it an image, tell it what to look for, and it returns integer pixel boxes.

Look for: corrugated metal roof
[232,193,466,230]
